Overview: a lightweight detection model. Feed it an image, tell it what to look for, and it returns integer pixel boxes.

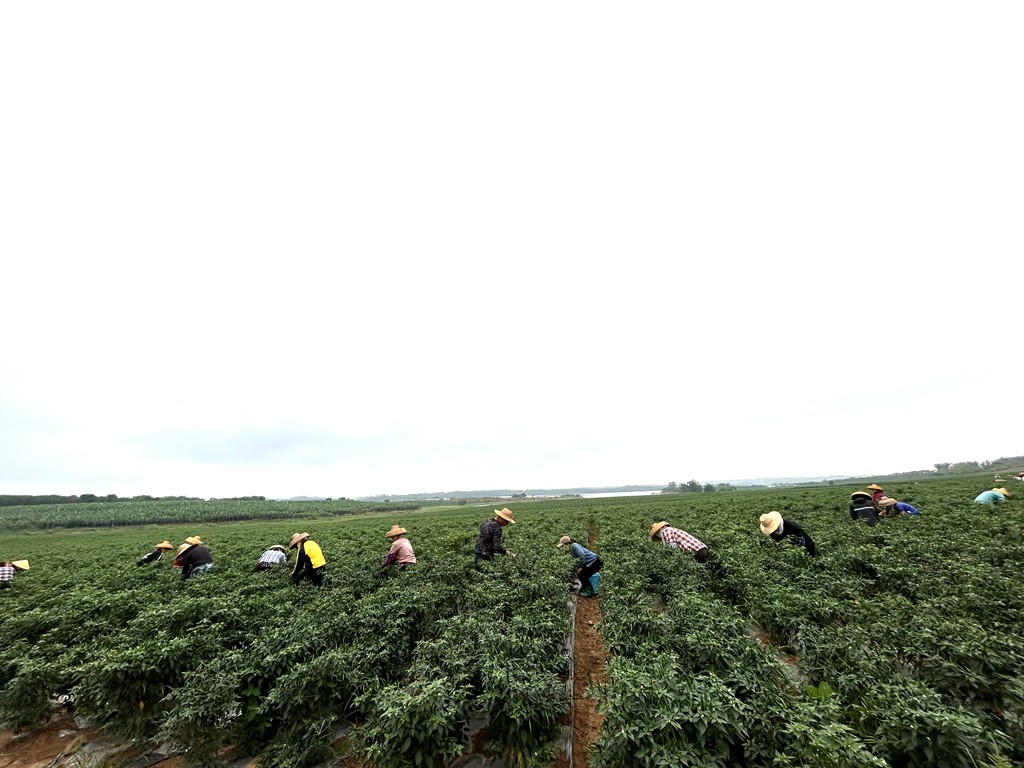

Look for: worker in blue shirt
[557,536,602,597]
[878,497,920,516]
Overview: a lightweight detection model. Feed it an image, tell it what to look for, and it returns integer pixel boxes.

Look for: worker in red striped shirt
[650,521,709,562]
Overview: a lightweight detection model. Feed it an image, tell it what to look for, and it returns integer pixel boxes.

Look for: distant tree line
[661,480,737,494]
[933,456,1024,474]
[0,493,265,507]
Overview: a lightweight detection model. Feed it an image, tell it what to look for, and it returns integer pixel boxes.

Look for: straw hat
[557,535,572,548]
[289,532,310,549]
[185,536,203,546]
[154,540,173,550]
[269,545,286,553]
[850,491,872,499]
[994,488,1011,497]
[650,521,670,540]
[866,484,883,491]
[494,508,516,524]
[385,525,407,538]
[759,511,783,536]
[175,543,190,557]
[877,497,897,508]
[12,560,29,571]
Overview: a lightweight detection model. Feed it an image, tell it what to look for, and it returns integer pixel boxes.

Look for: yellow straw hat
[878,497,897,508]
[494,508,516,524]
[175,543,190,557]
[289,532,310,549]
[185,536,203,546]
[850,491,872,499]
[866,484,883,491]
[994,488,1011,497]
[269,545,287,553]
[650,521,669,540]
[385,525,407,538]
[154,540,173,550]
[557,535,572,548]
[759,512,783,536]
[12,560,29,571]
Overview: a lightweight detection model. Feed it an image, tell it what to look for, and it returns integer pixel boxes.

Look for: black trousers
[474,553,494,570]
[295,565,325,586]
[578,556,603,585]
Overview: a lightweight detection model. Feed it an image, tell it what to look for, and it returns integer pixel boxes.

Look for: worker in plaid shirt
[0,562,15,588]
[649,521,710,562]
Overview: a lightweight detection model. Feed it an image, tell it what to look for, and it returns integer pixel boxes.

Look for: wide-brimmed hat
[759,511,783,536]
[269,545,286,553]
[994,487,1011,497]
[557,535,572,548]
[877,496,897,508]
[289,532,310,549]
[175,543,191,557]
[866,484,883,491]
[185,536,203,546]
[494,508,516,524]
[154,540,173,550]
[650,521,669,540]
[850,491,872,499]
[385,525,407,538]
[12,560,29,571]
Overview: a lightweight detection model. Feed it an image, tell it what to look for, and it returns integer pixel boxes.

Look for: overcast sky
[1,3,1021,499]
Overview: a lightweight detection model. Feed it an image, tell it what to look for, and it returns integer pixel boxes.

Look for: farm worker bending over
[975,488,1011,505]
[137,540,174,566]
[557,536,602,596]
[474,508,516,569]
[172,543,190,570]
[179,536,214,580]
[877,497,920,516]
[759,512,817,556]
[849,491,881,526]
[290,532,326,586]
[380,525,417,571]
[255,545,287,572]
[866,484,885,503]
[650,521,709,563]
[0,560,28,588]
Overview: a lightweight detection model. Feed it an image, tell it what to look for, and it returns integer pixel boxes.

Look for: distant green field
[0,477,1020,768]
[0,497,421,530]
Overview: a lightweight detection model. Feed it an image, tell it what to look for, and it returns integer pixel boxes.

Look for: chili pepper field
[0,477,1021,768]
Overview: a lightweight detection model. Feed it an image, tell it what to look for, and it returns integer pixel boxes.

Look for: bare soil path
[569,521,609,768]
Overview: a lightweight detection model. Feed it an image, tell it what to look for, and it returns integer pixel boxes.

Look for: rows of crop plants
[0,498,419,529]
[0,506,578,768]
[586,479,1022,767]
[2,478,1020,768]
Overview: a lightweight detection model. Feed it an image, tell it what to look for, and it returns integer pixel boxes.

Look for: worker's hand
[507,551,516,559]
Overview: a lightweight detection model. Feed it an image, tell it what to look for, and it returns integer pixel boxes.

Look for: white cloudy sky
[1,3,1021,499]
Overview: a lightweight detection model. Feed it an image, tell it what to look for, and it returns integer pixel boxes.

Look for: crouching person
[557,535,602,596]
[290,532,326,586]
[759,511,817,556]
[179,537,214,580]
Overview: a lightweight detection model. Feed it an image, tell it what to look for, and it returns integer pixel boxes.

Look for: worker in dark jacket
[759,511,817,556]
[289,532,326,586]
[137,540,174,566]
[849,491,881,526]
[474,508,515,568]
[178,536,214,580]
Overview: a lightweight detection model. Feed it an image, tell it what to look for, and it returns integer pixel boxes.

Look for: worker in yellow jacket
[289,532,326,586]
